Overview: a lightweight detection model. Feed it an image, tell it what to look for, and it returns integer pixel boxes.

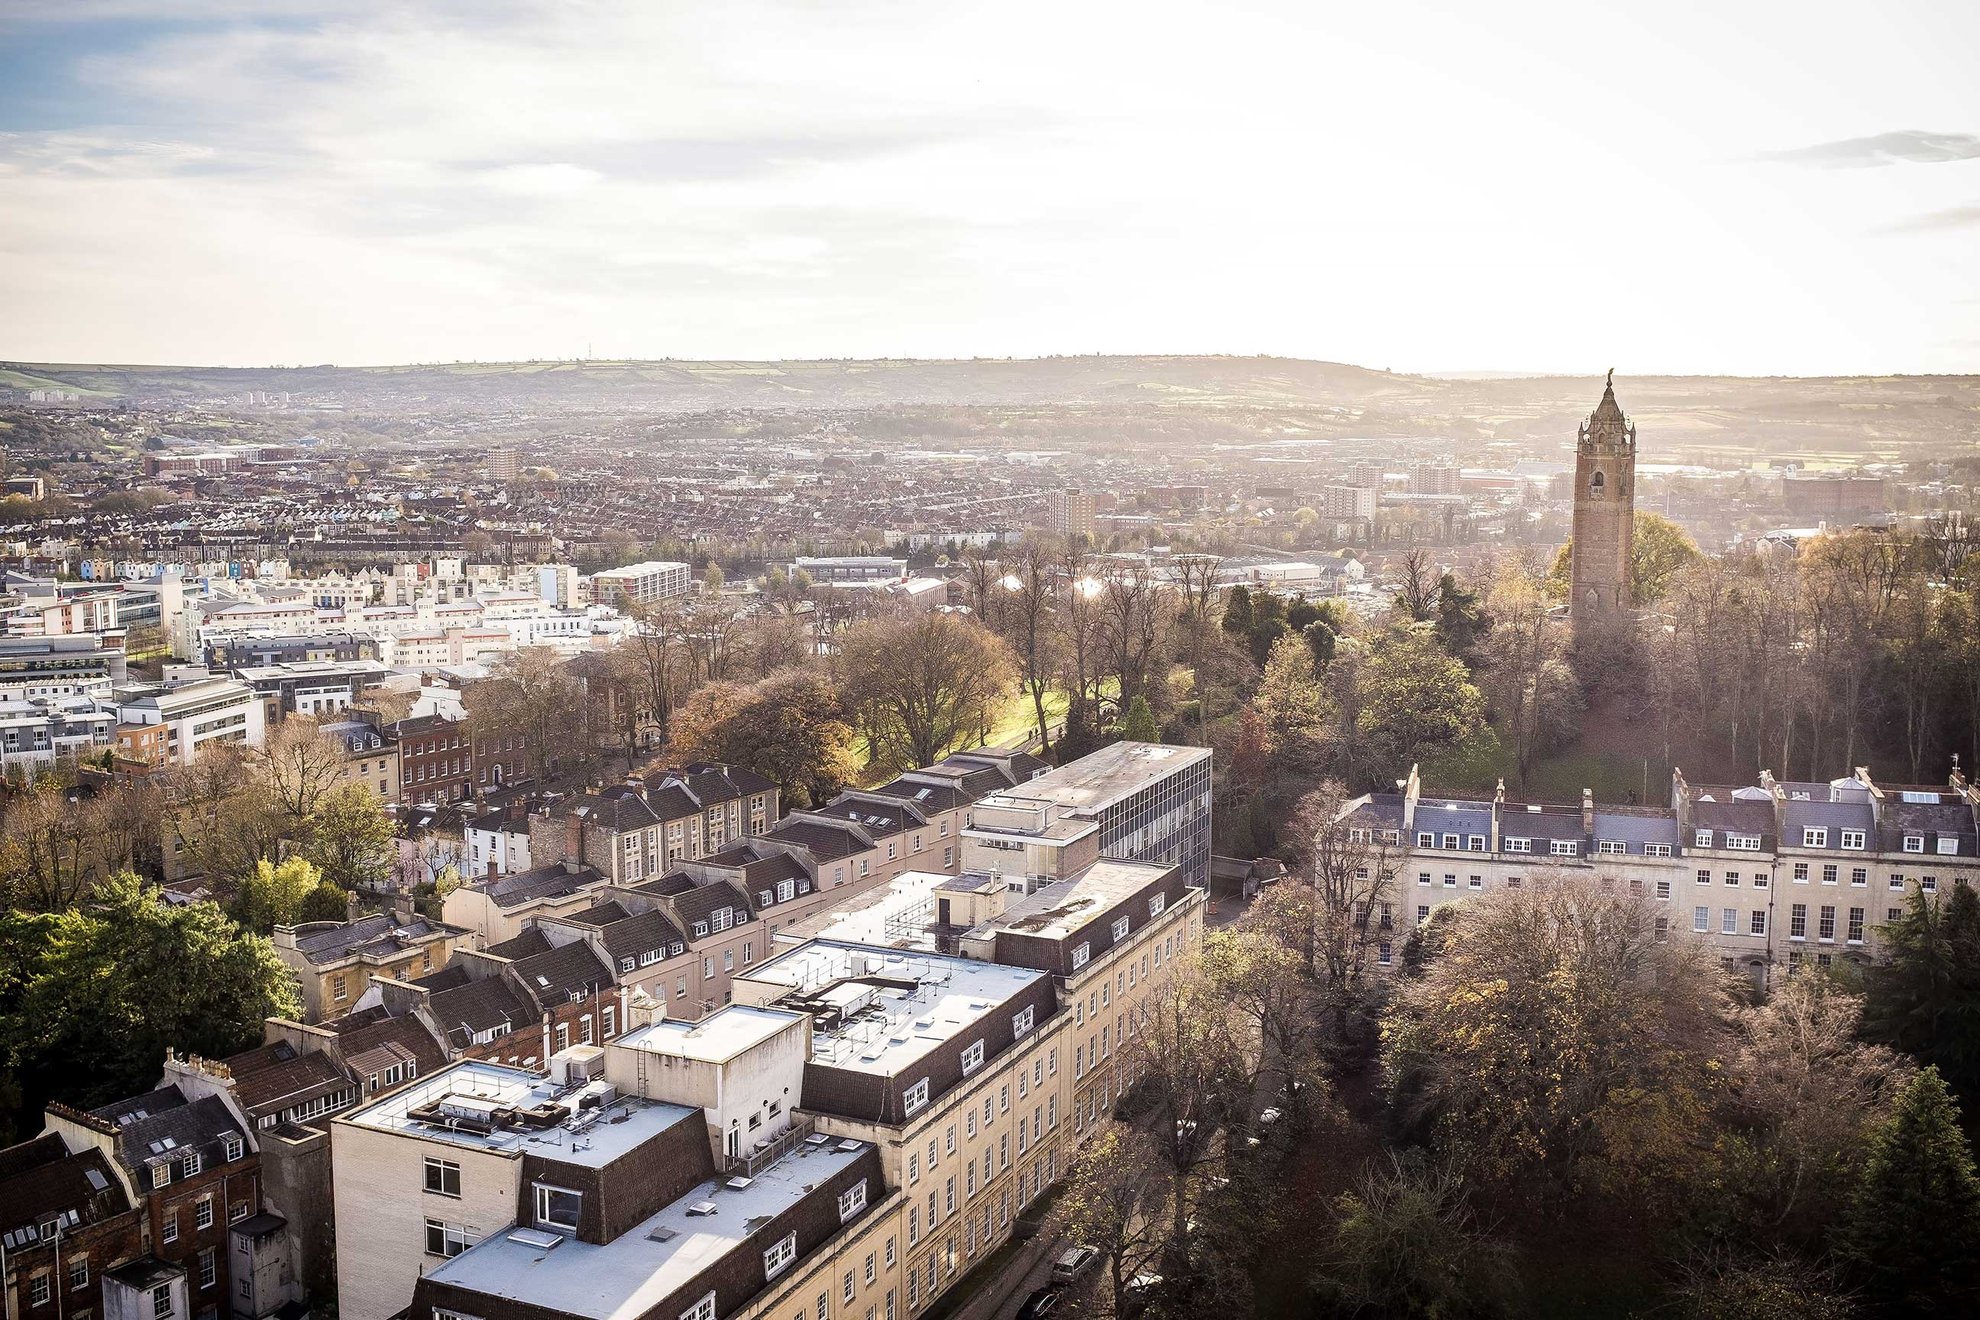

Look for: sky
[1,0,1977,374]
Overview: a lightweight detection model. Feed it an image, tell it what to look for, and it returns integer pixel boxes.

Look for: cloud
[1764,130,1980,168]
[1879,203,1980,234]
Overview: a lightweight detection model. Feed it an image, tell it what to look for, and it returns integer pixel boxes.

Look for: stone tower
[1570,370,1636,631]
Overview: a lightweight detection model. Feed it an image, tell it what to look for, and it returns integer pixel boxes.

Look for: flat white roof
[616,1006,803,1064]
[746,939,1045,1077]
[980,741,1209,816]
[783,870,951,948]
[423,1138,872,1320]
[338,1060,696,1168]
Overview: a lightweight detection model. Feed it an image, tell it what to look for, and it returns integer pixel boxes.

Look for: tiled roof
[90,1090,246,1179]
[289,913,458,966]
[225,1042,349,1116]
[334,1012,447,1077]
[426,977,534,1046]
[470,863,607,909]
[510,941,612,1009]
[761,819,865,860]
[671,879,753,934]
[486,928,551,960]
[597,910,687,966]
[0,1134,132,1237]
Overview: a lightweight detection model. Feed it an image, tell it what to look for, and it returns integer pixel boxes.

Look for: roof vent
[725,1176,753,1190]
[647,1225,678,1243]
[686,1201,718,1217]
[506,1228,563,1250]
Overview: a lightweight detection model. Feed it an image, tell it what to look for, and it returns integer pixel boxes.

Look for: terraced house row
[1343,763,1980,987]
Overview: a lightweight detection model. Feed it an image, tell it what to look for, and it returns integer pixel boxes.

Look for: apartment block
[588,560,692,606]
[273,913,473,1021]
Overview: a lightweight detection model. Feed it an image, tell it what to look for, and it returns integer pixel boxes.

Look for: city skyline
[2,1,1977,374]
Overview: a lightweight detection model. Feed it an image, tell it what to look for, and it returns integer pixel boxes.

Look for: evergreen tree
[1221,584,1254,639]
[1118,694,1160,743]
[1844,1066,1980,1315]
[1863,884,1980,1100]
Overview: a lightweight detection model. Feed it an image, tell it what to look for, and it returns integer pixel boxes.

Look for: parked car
[1016,1285,1064,1319]
[1052,1244,1101,1283]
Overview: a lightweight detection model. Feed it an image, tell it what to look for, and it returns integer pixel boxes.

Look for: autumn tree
[839,612,1016,771]
[465,646,588,780]
[1201,889,1330,1119]
[1315,1155,1520,1319]
[980,541,1062,756]
[1053,1124,1171,1320]
[1355,624,1487,786]
[299,784,398,893]
[667,668,859,807]
[232,856,339,934]
[1382,874,1729,1208]
[1282,785,1402,1056]
[1479,563,1583,794]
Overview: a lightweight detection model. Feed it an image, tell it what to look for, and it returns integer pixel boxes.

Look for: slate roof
[1590,808,1681,853]
[1781,798,1876,841]
[563,899,633,927]
[334,1011,447,1077]
[485,928,552,960]
[88,1088,246,1181]
[0,1134,132,1240]
[225,1042,349,1117]
[510,941,613,1010]
[625,872,696,898]
[760,818,867,861]
[1414,798,1494,842]
[1689,798,1776,837]
[426,977,535,1047]
[595,910,687,967]
[287,913,461,966]
[468,863,607,909]
[1497,807,1585,843]
[671,880,753,936]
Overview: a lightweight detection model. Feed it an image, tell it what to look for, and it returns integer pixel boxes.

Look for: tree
[1382,874,1728,1207]
[701,561,725,593]
[1548,510,1701,605]
[1357,625,1488,780]
[232,856,328,934]
[299,784,397,893]
[1316,1155,1520,1319]
[1254,632,1327,764]
[1221,584,1256,639]
[2,874,301,1120]
[1862,884,1980,1102]
[981,542,1062,757]
[1394,548,1438,622]
[1479,564,1584,794]
[1283,786,1402,1057]
[1053,1124,1171,1320]
[1843,1067,1980,1315]
[1433,571,1489,662]
[259,715,346,822]
[1119,693,1160,743]
[839,613,1016,770]
[667,668,859,807]
[465,646,588,780]
[1201,890,1330,1118]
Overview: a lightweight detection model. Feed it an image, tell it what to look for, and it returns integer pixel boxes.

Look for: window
[1937,837,1958,855]
[426,1220,473,1258]
[1504,837,1531,854]
[1721,908,1738,935]
[1694,829,1713,848]
[1550,840,1578,856]
[1440,833,1458,849]
[1753,872,1769,889]
[1790,903,1807,939]
[1819,906,1836,942]
[1793,862,1809,883]
[904,1078,930,1116]
[1506,876,1522,889]
[162,1212,179,1244]
[1645,843,1673,858]
[1416,832,1433,848]
[1848,908,1865,943]
[1724,871,1740,886]
[1443,873,1457,888]
[1597,841,1626,856]
[1655,878,1671,900]
[534,1184,581,1233]
[681,1294,717,1320]
[840,1180,869,1221]
[764,1231,798,1279]
[1803,827,1828,848]
[1822,865,1838,885]
[200,1249,216,1290]
[1417,904,1430,923]
[195,1198,214,1230]
[152,1165,170,1190]
[1841,830,1866,850]
[1467,875,1482,890]
[1750,910,1767,935]
[961,1040,985,1075]
[69,1259,87,1292]
[886,1238,897,1268]
[908,1153,918,1184]
[32,1277,50,1308]
[223,1135,243,1162]
[424,1157,462,1198]
[1012,1006,1035,1037]
[1070,942,1090,970]
[228,1201,248,1225]
[152,1286,172,1320]
[1111,916,1129,942]
[1417,871,1431,886]
[1889,908,1904,923]
[1692,906,1709,933]
[1904,835,1925,854]
[1924,875,1939,892]
[1148,893,1165,918]
[1467,835,1486,852]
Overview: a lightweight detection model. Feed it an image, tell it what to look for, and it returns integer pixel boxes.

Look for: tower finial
[1605,367,1614,390]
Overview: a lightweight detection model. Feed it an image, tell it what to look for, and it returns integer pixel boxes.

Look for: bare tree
[260,715,346,822]
[1395,547,1438,622]
[1053,1124,1171,1319]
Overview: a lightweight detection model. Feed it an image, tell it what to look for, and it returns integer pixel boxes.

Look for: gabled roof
[670,879,753,934]
[89,1088,245,1177]
[485,928,551,960]
[287,913,461,966]
[333,1011,448,1077]
[596,910,687,966]
[426,977,535,1047]
[510,941,613,1010]
[224,1042,349,1117]
[467,862,608,909]
[760,817,869,861]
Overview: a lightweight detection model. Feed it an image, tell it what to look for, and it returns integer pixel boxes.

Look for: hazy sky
[2,1,1977,373]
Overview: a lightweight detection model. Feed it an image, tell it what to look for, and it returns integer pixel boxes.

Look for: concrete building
[113,678,265,765]
[962,741,1214,888]
[587,560,692,606]
[791,556,907,585]
[485,448,519,482]
[1407,461,1460,496]
[1320,484,1377,520]
[0,634,127,702]
[1043,490,1096,537]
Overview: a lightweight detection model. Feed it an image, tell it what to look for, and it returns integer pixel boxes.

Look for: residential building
[528,765,782,883]
[791,556,907,585]
[1320,484,1376,520]
[1042,490,1096,537]
[464,803,534,878]
[0,1131,146,1320]
[485,448,518,482]
[392,714,474,804]
[319,714,401,803]
[272,912,472,1021]
[0,635,127,702]
[113,678,265,765]
[587,560,692,606]
[0,696,118,776]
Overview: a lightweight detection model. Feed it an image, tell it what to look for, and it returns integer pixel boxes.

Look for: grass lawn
[850,686,1077,785]
[1423,691,1673,807]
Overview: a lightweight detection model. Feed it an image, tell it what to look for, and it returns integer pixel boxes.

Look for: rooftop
[339,1060,695,1167]
[616,1006,804,1065]
[422,1137,872,1320]
[744,940,1046,1077]
[969,859,1173,941]
[979,741,1208,815]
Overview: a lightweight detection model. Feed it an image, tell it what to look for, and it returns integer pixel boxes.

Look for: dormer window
[533,1183,581,1233]
[1694,829,1713,848]
[1504,837,1531,854]
[1840,830,1866,850]
[1803,828,1828,848]
[1938,838,1959,855]
[1440,834,1459,850]
[1415,832,1433,848]
[1904,835,1924,853]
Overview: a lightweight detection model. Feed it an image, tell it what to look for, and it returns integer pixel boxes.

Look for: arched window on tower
[1590,470,1606,495]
